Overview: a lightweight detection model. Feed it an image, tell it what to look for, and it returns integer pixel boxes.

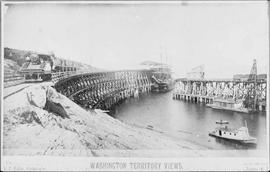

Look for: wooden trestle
[54,70,152,110]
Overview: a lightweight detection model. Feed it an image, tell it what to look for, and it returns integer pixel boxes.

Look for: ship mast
[160,46,163,76]
[160,46,163,66]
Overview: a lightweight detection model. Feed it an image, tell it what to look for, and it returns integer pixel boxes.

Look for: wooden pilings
[173,78,267,111]
[173,92,213,104]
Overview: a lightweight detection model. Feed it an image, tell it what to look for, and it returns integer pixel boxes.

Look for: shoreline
[3,84,267,157]
[3,84,208,157]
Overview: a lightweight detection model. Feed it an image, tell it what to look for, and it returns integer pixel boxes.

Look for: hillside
[4,47,32,66]
[3,85,205,156]
[4,47,99,72]
[4,59,21,75]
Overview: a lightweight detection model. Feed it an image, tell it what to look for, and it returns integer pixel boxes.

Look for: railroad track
[3,84,31,99]
[3,81,53,99]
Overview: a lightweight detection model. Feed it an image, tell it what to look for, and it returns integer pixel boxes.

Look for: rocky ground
[3,85,208,157]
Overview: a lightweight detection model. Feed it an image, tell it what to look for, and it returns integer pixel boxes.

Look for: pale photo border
[1,0,269,171]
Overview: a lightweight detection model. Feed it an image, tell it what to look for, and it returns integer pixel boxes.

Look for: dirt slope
[3,85,205,157]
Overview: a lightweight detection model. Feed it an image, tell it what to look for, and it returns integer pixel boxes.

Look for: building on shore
[186,65,205,79]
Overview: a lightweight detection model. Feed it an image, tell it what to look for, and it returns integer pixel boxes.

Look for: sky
[3,1,269,78]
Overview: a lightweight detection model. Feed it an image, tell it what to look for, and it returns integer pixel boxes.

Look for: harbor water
[111,91,267,150]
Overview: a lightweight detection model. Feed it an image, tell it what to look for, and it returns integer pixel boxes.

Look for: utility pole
[247,59,257,111]
[253,59,257,110]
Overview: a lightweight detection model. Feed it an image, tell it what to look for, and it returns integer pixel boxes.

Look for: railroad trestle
[54,70,152,110]
[173,79,267,111]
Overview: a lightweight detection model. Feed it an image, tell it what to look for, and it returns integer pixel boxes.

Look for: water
[111,92,267,150]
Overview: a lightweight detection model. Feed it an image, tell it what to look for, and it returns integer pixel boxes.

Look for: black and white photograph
[1,0,269,171]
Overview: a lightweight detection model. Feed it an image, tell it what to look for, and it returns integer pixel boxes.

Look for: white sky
[3,1,269,78]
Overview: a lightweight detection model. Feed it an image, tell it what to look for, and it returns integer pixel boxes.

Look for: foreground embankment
[3,85,207,157]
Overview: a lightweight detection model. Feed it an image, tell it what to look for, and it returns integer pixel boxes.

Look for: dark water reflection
[111,92,267,150]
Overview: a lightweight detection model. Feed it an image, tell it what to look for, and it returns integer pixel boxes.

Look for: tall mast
[160,46,163,65]
[165,48,168,65]
[160,46,163,74]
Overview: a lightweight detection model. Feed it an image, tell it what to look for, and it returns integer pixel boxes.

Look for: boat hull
[206,104,249,113]
[209,132,257,145]
[151,82,174,93]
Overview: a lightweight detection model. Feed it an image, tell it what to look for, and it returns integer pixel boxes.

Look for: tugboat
[209,120,257,145]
